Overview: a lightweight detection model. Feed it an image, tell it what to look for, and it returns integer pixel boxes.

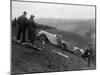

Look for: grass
[11,26,93,74]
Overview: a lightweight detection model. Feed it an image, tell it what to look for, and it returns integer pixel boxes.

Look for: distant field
[35,18,95,36]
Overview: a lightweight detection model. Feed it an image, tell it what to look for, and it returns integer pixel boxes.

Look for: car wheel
[60,43,67,51]
[73,49,82,56]
[39,34,47,43]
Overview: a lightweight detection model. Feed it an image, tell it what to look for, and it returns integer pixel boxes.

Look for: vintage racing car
[37,30,68,50]
[37,30,90,59]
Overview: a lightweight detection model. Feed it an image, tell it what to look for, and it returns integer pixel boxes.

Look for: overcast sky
[12,1,95,20]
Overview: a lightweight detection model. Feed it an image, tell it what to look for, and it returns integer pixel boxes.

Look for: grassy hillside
[12,39,89,74]
[11,25,92,74]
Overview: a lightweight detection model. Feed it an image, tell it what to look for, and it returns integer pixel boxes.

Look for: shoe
[12,36,16,40]
[14,38,21,43]
[17,40,21,43]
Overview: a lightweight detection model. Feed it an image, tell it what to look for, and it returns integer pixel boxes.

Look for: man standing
[87,43,96,67]
[16,11,28,44]
[28,15,37,45]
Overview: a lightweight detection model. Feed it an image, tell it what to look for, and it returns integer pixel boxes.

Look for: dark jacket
[87,46,95,58]
[17,15,28,28]
[28,19,37,30]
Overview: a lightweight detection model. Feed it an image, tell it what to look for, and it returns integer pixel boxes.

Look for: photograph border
[10,0,96,74]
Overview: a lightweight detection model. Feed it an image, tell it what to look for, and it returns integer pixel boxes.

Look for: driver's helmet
[56,34,62,44]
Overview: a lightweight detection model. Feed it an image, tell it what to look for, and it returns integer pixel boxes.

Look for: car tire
[39,34,47,42]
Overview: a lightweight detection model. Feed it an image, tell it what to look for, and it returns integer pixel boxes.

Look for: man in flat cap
[28,15,37,45]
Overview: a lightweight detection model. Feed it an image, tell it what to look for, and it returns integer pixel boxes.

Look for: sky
[12,1,95,20]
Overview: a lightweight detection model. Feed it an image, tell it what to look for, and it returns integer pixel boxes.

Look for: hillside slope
[12,39,89,74]
[11,26,91,74]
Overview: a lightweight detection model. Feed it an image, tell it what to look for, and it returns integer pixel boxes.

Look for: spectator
[16,11,28,44]
[28,15,37,45]
[87,43,96,67]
